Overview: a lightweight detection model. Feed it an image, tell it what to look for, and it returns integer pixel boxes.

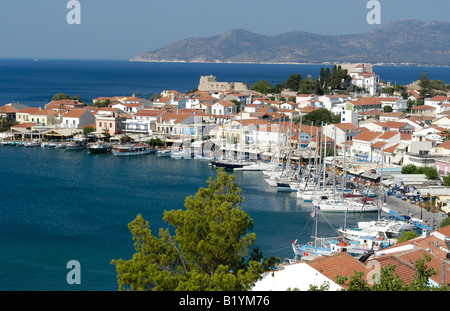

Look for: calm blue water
[0,146,375,291]
[0,59,448,107]
[0,59,445,291]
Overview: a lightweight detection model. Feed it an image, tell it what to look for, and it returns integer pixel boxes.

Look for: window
[99,122,102,127]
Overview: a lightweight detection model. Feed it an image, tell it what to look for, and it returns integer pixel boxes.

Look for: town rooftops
[134,109,166,117]
[353,131,383,142]
[378,130,399,140]
[0,105,19,113]
[412,105,436,110]
[19,107,58,115]
[62,108,91,118]
[334,123,358,131]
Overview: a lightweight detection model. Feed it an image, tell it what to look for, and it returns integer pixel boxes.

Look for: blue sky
[0,0,448,60]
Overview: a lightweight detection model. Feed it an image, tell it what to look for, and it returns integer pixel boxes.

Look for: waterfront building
[94,108,128,136]
[124,109,166,135]
[60,108,96,129]
[16,107,58,126]
[0,105,19,121]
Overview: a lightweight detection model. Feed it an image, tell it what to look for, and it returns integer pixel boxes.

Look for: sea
[0,59,449,291]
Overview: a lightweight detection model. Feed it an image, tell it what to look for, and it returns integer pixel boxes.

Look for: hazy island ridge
[130,19,450,67]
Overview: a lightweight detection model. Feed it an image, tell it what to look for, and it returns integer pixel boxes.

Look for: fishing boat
[170,147,193,159]
[112,143,154,156]
[313,198,379,213]
[65,138,87,150]
[156,148,171,157]
[291,205,391,261]
[292,235,389,260]
[87,141,112,154]
[25,139,41,147]
[41,142,56,148]
[210,159,250,169]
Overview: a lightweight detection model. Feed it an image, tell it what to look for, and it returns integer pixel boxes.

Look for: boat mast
[323,126,327,190]
[378,145,385,221]
[333,127,337,202]
[343,128,348,229]
[342,129,347,199]
[318,122,324,190]
[297,114,303,180]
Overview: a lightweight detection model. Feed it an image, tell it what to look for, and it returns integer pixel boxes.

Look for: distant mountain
[130,19,450,66]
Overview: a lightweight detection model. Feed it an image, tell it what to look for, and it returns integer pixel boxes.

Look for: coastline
[128,58,450,68]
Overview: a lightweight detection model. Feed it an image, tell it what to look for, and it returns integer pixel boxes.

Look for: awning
[393,154,403,165]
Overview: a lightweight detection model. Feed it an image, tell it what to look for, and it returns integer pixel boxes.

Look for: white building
[348,64,380,96]
[124,109,166,135]
[61,108,96,129]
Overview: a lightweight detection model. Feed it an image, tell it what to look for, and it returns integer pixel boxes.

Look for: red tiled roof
[436,140,450,150]
[353,131,383,142]
[384,143,399,153]
[0,105,19,113]
[378,131,399,140]
[412,105,436,110]
[306,252,371,289]
[63,108,90,118]
[372,141,387,149]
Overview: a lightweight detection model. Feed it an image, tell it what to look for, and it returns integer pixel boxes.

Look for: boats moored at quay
[111,143,156,156]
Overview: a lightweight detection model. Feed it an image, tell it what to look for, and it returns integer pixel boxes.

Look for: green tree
[418,71,432,99]
[102,129,111,142]
[251,80,274,94]
[52,93,70,101]
[396,230,419,243]
[302,108,333,125]
[92,99,111,107]
[383,106,393,113]
[440,218,450,228]
[284,73,302,92]
[150,93,161,101]
[52,93,85,104]
[402,164,418,174]
[82,126,95,136]
[0,116,18,132]
[111,170,267,291]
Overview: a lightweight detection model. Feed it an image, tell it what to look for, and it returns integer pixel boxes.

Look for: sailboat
[312,128,378,213]
[210,119,250,169]
[337,145,417,243]
[292,205,390,261]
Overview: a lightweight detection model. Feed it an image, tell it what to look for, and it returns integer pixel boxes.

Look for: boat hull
[210,160,248,169]
[88,147,112,154]
[112,144,155,156]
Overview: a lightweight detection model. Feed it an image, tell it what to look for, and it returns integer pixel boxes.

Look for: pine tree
[111,169,265,291]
